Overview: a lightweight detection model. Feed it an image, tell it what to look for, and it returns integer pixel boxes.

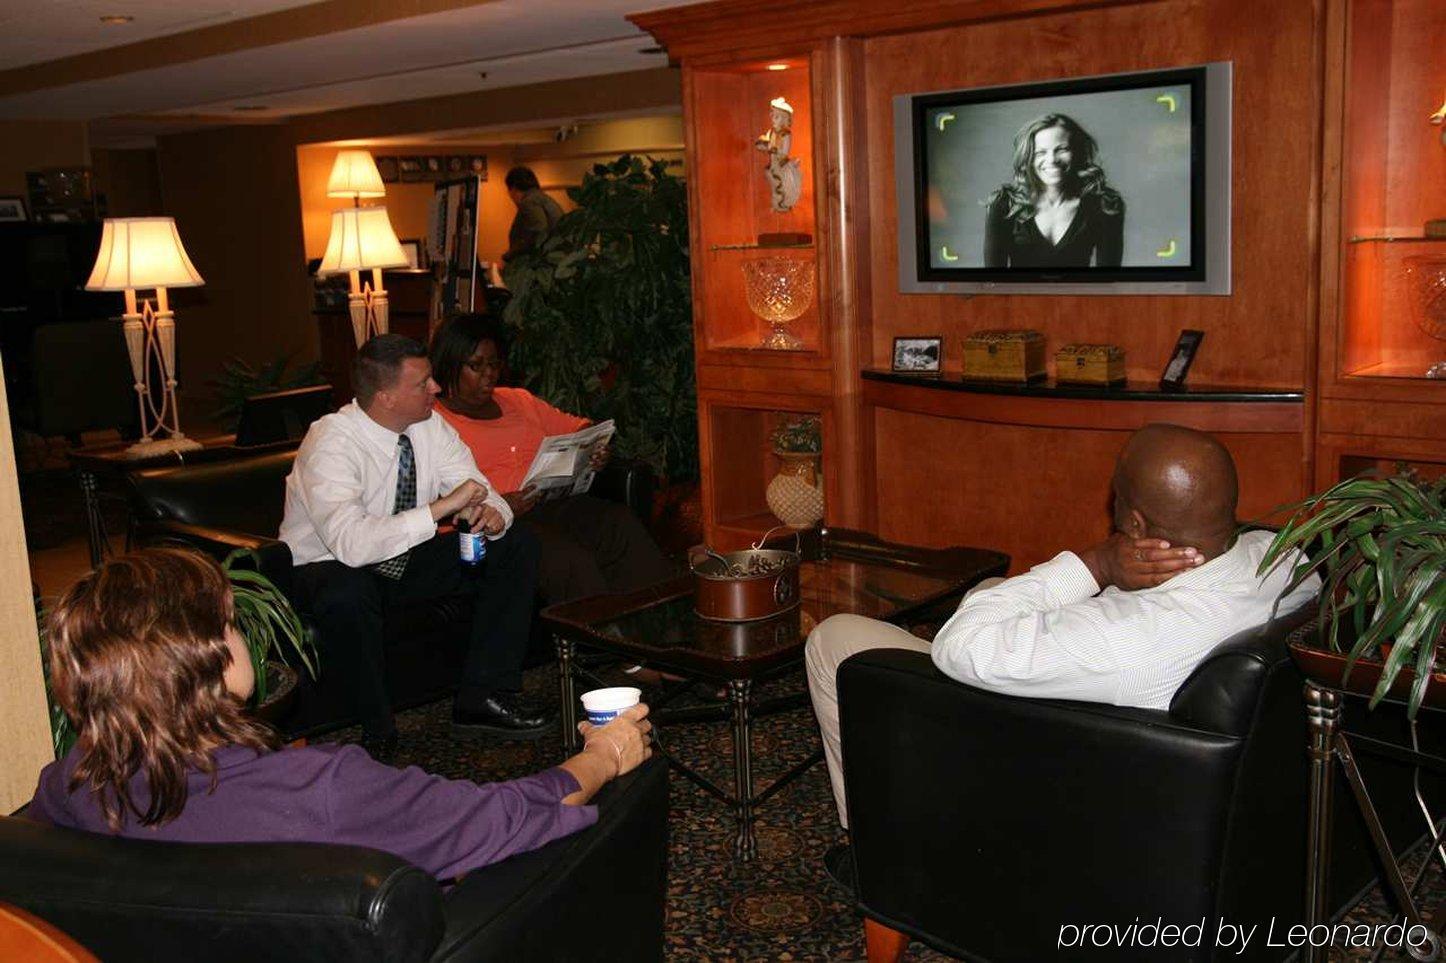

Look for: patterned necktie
[372,434,416,580]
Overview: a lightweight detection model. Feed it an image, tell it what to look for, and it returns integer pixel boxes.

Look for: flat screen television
[894,63,1232,295]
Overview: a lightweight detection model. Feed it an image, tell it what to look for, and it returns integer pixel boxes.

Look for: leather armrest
[134,520,294,597]
[590,457,656,522]
[838,649,1245,960]
[0,816,444,963]
[435,757,669,962]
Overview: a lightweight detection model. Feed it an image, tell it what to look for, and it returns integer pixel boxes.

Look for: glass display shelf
[1347,233,1446,244]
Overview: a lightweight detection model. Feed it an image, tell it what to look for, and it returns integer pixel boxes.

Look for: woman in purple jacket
[28,546,651,880]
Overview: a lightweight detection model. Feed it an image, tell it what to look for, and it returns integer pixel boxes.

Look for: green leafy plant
[1259,472,1446,718]
[223,549,318,704]
[771,416,821,455]
[42,551,318,758]
[502,155,696,482]
[209,353,324,430]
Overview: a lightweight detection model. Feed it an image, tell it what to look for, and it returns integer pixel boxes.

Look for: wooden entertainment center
[633,0,1446,570]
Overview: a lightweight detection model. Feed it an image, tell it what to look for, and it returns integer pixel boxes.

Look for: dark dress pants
[292,527,541,737]
[520,494,679,603]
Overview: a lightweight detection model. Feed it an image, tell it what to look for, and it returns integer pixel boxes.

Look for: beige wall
[0,119,88,202]
[0,365,52,813]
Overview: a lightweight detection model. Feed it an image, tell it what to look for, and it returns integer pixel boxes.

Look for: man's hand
[1079,533,1202,591]
[476,504,506,536]
[430,479,488,522]
[588,444,611,471]
[504,487,540,518]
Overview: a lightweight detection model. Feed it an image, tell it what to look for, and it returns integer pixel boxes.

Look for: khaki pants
[805,579,1003,829]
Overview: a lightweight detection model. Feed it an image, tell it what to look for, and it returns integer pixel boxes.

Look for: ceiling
[0,0,690,135]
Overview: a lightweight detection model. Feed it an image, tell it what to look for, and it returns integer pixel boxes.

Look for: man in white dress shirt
[280,334,546,757]
[805,424,1318,886]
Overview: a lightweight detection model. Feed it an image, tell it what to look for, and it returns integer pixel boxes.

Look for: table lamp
[85,217,205,458]
[317,206,409,345]
[326,149,386,206]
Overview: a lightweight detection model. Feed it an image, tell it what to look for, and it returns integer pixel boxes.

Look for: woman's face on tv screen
[1031,124,1072,188]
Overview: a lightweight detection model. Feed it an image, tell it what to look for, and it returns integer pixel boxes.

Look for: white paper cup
[580,686,641,725]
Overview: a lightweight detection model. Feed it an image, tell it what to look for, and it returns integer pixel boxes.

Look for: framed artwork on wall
[0,196,28,222]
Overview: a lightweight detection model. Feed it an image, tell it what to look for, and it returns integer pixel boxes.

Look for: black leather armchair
[838,607,1443,962]
[0,757,668,963]
[122,449,657,740]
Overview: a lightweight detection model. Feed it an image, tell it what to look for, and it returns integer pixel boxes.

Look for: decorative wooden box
[1055,343,1126,386]
[961,330,1046,383]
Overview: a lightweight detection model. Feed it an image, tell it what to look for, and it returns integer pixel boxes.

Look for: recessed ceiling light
[99,15,133,25]
[233,105,267,112]
[639,45,664,54]
[766,63,789,71]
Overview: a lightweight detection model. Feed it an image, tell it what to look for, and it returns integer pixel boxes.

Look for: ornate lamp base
[123,434,203,459]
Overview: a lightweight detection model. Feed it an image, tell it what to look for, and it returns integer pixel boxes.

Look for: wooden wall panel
[861,0,1319,389]
[873,406,1305,572]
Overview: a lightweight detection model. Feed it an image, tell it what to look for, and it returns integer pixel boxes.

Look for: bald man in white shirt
[281,335,546,758]
[806,424,1319,886]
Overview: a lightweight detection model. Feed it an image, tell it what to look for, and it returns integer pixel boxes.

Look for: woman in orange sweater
[429,312,677,605]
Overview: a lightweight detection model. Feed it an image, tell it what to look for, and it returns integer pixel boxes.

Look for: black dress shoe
[823,842,856,896]
[452,693,553,739]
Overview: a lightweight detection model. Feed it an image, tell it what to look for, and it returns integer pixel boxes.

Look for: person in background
[27,547,652,883]
[500,166,563,264]
[429,312,678,607]
[279,333,546,759]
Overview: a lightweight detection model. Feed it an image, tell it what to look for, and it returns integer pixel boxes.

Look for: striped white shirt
[930,529,1319,710]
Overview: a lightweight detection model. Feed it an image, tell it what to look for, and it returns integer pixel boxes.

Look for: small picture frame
[398,156,424,182]
[469,155,488,179]
[0,196,28,222]
[1159,329,1205,390]
[375,156,399,183]
[398,238,424,270]
[892,336,943,374]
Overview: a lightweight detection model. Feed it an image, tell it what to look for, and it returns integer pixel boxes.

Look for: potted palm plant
[1259,471,1446,718]
[44,550,317,757]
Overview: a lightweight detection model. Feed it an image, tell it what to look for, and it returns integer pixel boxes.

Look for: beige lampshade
[327,149,386,199]
[316,206,409,275]
[85,217,204,291]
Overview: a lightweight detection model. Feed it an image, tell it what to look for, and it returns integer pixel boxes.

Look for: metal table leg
[556,635,579,754]
[729,678,757,861]
[1303,681,1341,963]
[79,468,107,568]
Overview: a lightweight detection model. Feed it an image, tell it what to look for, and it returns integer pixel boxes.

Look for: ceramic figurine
[756,97,802,213]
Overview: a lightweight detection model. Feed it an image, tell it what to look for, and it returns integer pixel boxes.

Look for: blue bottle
[457,517,487,568]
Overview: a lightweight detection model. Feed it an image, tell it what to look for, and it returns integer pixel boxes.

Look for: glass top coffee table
[542,527,1008,860]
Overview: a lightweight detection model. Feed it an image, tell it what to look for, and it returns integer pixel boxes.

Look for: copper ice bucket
[690,532,801,622]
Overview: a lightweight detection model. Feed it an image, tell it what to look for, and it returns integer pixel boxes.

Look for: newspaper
[519,420,616,503]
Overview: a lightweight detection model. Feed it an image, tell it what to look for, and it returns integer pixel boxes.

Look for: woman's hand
[588,444,611,471]
[559,704,652,805]
[579,704,652,777]
[503,487,539,517]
